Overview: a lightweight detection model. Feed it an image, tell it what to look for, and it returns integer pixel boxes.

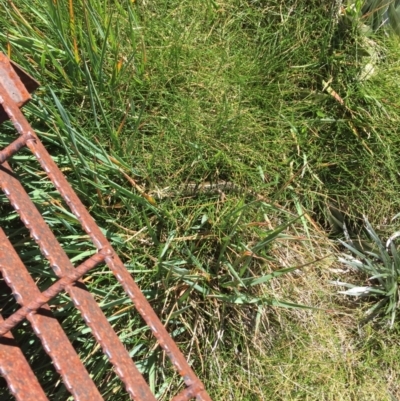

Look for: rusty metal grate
[0,52,212,401]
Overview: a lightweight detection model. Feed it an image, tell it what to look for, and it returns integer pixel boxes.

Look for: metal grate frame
[0,52,211,401]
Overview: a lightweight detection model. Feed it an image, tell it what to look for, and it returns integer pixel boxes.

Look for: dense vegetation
[1,0,400,399]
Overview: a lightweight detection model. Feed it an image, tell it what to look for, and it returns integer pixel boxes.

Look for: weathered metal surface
[0,228,103,401]
[171,384,208,401]
[0,53,38,123]
[0,132,33,163]
[0,313,48,401]
[0,246,107,336]
[0,161,156,401]
[0,52,211,400]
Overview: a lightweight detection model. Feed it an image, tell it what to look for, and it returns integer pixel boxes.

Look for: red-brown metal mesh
[0,52,212,401]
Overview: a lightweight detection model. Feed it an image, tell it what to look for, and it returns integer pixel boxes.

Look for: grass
[1,0,400,399]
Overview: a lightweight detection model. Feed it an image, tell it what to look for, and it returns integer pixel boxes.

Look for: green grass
[2,0,400,399]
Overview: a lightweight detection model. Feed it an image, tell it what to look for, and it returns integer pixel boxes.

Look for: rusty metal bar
[28,118,211,400]
[0,55,32,123]
[0,133,32,163]
[0,160,157,401]
[0,314,48,401]
[0,52,212,400]
[171,385,208,401]
[0,228,104,401]
[0,250,107,336]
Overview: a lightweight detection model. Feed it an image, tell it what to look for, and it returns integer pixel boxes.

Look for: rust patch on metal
[0,228,103,401]
[0,53,211,401]
[0,313,48,401]
[0,53,39,123]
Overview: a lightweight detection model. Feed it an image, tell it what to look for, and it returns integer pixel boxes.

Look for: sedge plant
[332,217,400,328]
